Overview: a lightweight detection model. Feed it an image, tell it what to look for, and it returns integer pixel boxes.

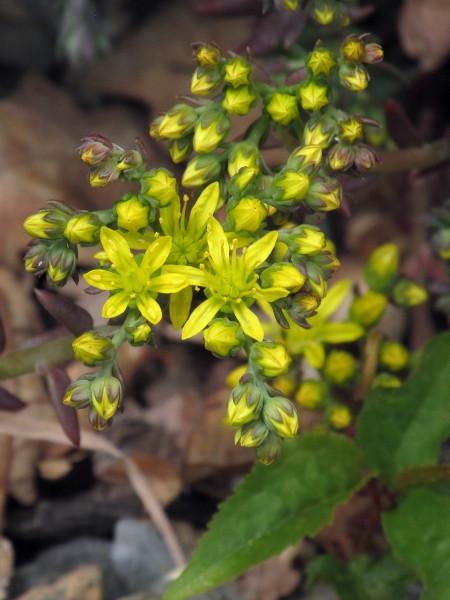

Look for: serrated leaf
[307,554,414,600]
[383,488,450,600]
[356,332,450,483]
[164,433,363,600]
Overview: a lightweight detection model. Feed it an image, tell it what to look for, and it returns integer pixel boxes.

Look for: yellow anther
[129,253,134,258]
[200,263,205,270]
[159,217,163,223]
[252,287,257,294]
[232,238,238,245]
[242,247,248,254]
[223,297,228,303]
[195,286,200,292]
[236,298,242,303]
[154,232,160,238]
[111,263,116,269]
[130,293,136,298]
[89,274,101,281]
[138,239,145,244]
[183,194,189,203]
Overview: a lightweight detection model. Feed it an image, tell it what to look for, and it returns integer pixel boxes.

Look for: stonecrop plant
[15,0,450,598]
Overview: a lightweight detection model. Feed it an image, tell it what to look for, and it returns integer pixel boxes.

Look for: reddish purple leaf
[0,387,26,412]
[196,0,261,17]
[35,289,93,336]
[38,364,80,447]
[385,99,422,149]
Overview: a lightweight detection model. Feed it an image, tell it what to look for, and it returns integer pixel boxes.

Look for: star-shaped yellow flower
[84,227,188,324]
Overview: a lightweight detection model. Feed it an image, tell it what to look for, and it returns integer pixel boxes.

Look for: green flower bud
[286,145,322,174]
[116,149,143,172]
[259,263,306,293]
[250,341,293,378]
[328,404,352,429]
[266,93,299,125]
[159,104,198,139]
[379,340,409,372]
[274,0,300,10]
[263,396,299,438]
[78,134,112,166]
[191,66,223,96]
[354,144,380,172]
[364,243,399,292]
[303,114,337,148]
[89,164,119,187]
[306,47,336,77]
[324,350,356,385]
[24,241,49,274]
[227,382,263,426]
[127,322,152,345]
[392,280,428,307]
[222,85,257,115]
[431,229,450,260]
[149,116,163,140]
[338,116,364,143]
[295,379,325,409]
[350,290,387,327]
[306,267,327,299]
[227,142,260,177]
[286,224,326,256]
[193,110,231,154]
[339,64,370,91]
[64,214,100,244]
[47,245,77,285]
[231,167,258,192]
[372,372,402,389]
[255,434,282,465]
[63,374,95,408]
[73,331,115,366]
[299,81,330,112]
[363,43,384,65]
[116,194,149,232]
[203,318,244,358]
[289,293,321,321]
[169,137,193,164]
[304,176,341,212]
[88,405,110,430]
[193,42,222,68]
[24,209,68,240]
[91,375,122,420]
[273,171,310,204]
[311,0,336,25]
[181,154,221,188]
[237,420,269,448]
[327,143,354,171]
[224,56,252,88]
[229,198,267,232]
[341,34,365,64]
[141,169,178,203]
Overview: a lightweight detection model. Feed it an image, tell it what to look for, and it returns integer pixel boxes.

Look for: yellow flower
[307,47,336,77]
[299,81,329,111]
[328,404,352,429]
[83,227,188,323]
[295,380,325,409]
[379,341,409,371]
[174,218,289,341]
[224,56,252,88]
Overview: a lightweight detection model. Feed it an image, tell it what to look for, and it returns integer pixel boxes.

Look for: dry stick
[0,413,186,570]
[373,139,450,173]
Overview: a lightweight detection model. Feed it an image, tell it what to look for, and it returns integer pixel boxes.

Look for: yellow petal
[233,302,264,341]
[254,285,290,303]
[321,322,364,343]
[188,182,220,238]
[159,193,180,236]
[170,286,193,329]
[244,231,278,273]
[151,273,188,293]
[304,343,325,368]
[83,269,122,291]
[162,264,208,287]
[135,293,163,324]
[207,217,230,275]
[182,296,224,339]
[100,227,135,274]
[317,280,351,321]
[102,291,130,319]
[141,236,173,275]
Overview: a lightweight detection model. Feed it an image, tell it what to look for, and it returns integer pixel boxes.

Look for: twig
[373,139,450,173]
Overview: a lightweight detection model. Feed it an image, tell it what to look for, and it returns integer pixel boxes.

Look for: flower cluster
[23,28,394,462]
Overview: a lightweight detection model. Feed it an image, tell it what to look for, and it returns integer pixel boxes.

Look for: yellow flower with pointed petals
[167,218,289,341]
[83,227,188,323]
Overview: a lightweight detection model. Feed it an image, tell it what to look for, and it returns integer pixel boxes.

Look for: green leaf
[164,433,363,600]
[383,488,450,600]
[306,553,414,600]
[356,332,450,483]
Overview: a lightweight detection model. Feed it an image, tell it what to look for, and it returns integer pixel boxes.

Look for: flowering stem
[373,139,450,173]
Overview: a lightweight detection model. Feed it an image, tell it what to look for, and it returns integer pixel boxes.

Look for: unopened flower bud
[203,318,244,358]
[227,382,263,426]
[142,169,178,203]
[263,396,299,438]
[259,263,306,293]
[222,85,257,115]
[372,372,402,389]
[193,110,231,153]
[232,167,258,191]
[363,43,384,64]
[266,93,299,125]
[63,375,95,408]
[91,375,122,420]
[229,198,266,232]
[193,42,222,67]
[341,35,365,64]
[324,350,356,385]
[116,194,149,232]
[379,340,409,372]
[364,243,399,292]
[432,229,450,260]
[303,114,337,148]
[24,209,68,240]
[255,434,282,464]
[328,404,352,429]
[354,144,380,172]
[290,293,321,319]
[116,149,143,172]
[274,0,300,10]
[127,322,152,345]
[350,290,387,327]
[287,145,322,174]
[295,380,325,409]
[224,56,252,88]
[299,81,329,111]
[191,66,223,95]
[228,142,260,177]
[327,143,354,171]
[307,47,336,77]
[338,116,364,143]
[306,268,327,299]
[73,331,115,366]
[89,164,120,187]
[272,374,297,396]
[392,279,428,307]
[159,104,198,139]
[304,176,342,212]
[64,214,100,244]
[149,116,163,140]
[237,421,269,447]
[181,154,221,188]
[88,405,110,430]
[47,245,77,285]
[250,341,292,377]
[78,134,112,166]
[339,64,370,91]
[24,241,49,273]
[311,0,336,25]
[273,171,310,204]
